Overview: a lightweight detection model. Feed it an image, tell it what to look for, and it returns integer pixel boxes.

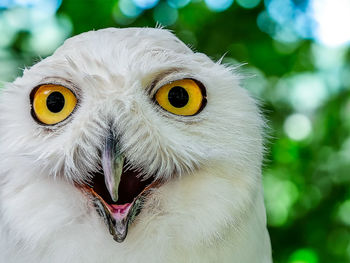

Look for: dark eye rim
[153,78,207,116]
[29,84,78,126]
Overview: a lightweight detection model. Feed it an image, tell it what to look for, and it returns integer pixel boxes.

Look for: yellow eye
[32,84,77,125]
[155,79,206,116]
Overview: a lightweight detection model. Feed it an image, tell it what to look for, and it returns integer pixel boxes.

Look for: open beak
[82,131,159,242]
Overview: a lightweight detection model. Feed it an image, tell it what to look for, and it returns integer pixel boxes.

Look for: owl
[0,28,272,263]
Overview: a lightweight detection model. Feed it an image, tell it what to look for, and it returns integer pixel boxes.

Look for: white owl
[0,28,272,263]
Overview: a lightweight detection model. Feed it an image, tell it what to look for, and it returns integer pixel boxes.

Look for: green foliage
[0,0,349,262]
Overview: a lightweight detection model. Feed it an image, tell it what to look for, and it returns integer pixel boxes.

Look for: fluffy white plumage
[0,28,272,263]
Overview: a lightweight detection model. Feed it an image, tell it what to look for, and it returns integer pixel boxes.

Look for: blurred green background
[0,0,349,262]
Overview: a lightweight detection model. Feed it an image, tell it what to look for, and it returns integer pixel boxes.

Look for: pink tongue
[107,203,132,221]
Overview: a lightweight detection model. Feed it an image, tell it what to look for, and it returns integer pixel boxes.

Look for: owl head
[0,28,264,243]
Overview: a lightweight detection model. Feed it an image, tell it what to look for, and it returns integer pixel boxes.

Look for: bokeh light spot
[204,0,234,12]
[153,2,178,26]
[14,0,62,15]
[265,0,294,25]
[257,10,276,36]
[167,0,190,8]
[284,114,312,141]
[312,0,350,47]
[262,0,315,43]
[0,0,15,8]
[25,15,72,56]
[264,173,299,227]
[119,0,143,18]
[113,3,137,25]
[338,200,350,226]
[132,0,159,9]
[288,248,319,263]
[237,0,260,9]
[288,74,328,112]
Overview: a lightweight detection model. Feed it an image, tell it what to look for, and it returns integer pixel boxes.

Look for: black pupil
[168,86,189,108]
[46,92,65,113]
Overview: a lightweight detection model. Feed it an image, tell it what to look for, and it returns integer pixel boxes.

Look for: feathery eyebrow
[37,77,82,98]
[146,68,184,96]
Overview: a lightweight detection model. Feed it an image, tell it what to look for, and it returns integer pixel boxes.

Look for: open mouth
[78,132,161,242]
[91,165,155,206]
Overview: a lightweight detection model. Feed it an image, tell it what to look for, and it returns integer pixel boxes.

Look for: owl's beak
[99,132,131,242]
[101,132,124,203]
[83,131,158,242]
